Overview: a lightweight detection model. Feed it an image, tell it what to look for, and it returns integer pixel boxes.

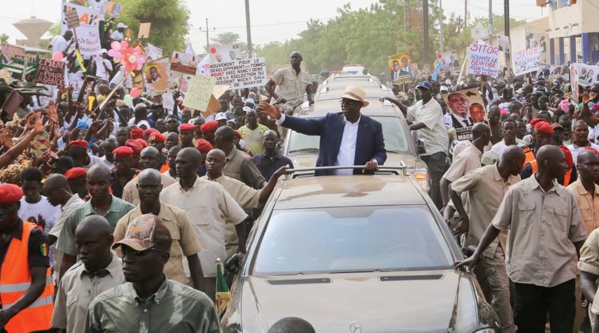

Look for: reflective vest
[524,146,535,164]
[0,221,54,332]
[160,162,169,173]
[530,160,572,186]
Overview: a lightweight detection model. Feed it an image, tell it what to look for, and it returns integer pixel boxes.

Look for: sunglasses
[121,246,169,257]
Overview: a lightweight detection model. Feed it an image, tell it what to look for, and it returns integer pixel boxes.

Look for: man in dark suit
[260,85,386,176]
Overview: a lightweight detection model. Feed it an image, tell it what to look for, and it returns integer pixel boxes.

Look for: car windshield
[287,116,412,155]
[252,206,454,275]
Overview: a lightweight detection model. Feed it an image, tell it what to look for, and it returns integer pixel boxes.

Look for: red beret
[149,133,166,142]
[113,146,134,159]
[530,118,548,127]
[196,139,213,154]
[69,140,89,149]
[136,138,148,148]
[558,145,574,170]
[64,167,87,180]
[586,147,599,156]
[0,184,23,204]
[233,130,241,139]
[180,123,195,131]
[534,122,554,135]
[131,127,144,140]
[125,139,143,155]
[200,121,218,133]
[143,128,159,136]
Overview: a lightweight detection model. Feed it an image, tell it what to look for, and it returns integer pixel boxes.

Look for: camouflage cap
[112,214,172,252]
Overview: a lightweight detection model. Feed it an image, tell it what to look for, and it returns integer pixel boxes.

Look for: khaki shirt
[407,98,448,156]
[160,177,247,277]
[122,172,176,206]
[493,176,587,287]
[52,253,125,333]
[113,202,203,285]
[48,194,85,280]
[443,144,482,182]
[87,277,222,333]
[579,228,599,275]
[271,67,312,107]
[224,148,266,189]
[450,164,520,258]
[567,180,599,235]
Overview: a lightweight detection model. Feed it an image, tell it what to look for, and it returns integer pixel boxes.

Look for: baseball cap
[117,23,127,29]
[215,112,227,121]
[101,49,107,54]
[416,81,432,90]
[112,214,172,252]
[440,85,449,93]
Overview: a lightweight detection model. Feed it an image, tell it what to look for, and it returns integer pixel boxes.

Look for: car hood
[232,270,463,333]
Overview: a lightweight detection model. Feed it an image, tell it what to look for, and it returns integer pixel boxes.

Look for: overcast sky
[1,0,546,50]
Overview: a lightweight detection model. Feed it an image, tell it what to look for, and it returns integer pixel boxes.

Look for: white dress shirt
[335,116,360,175]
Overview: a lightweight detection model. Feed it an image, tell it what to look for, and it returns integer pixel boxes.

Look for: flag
[197,54,211,76]
[186,43,195,56]
[215,258,231,315]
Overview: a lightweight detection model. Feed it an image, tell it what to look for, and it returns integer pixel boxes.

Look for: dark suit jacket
[282,112,387,176]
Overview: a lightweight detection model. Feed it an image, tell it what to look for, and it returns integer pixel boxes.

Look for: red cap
[131,127,144,140]
[200,121,218,133]
[530,118,548,127]
[586,147,599,156]
[149,133,166,142]
[0,184,23,204]
[558,145,574,170]
[534,122,554,135]
[144,128,159,136]
[113,146,134,159]
[196,139,213,154]
[180,123,195,131]
[64,167,87,180]
[233,130,241,139]
[69,140,88,149]
[125,139,143,155]
[136,138,148,148]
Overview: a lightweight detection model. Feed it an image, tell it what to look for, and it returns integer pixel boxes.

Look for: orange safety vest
[0,221,54,332]
[160,162,169,173]
[524,147,535,164]
[530,160,572,186]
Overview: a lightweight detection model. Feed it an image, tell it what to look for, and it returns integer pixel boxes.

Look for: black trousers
[514,279,575,333]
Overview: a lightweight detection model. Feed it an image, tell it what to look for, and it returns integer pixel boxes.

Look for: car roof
[272,174,427,210]
[301,97,404,119]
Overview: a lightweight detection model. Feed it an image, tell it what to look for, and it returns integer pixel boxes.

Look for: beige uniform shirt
[579,229,599,315]
[567,180,599,235]
[52,253,124,333]
[443,144,483,182]
[493,176,587,287]
[450,164,520,258]
[122,172,176,206]
[48,194,85,281]
[160,177,247,277]
[113,202,203,284]
[407,98,449,156]
[271,67,312,107]
[224,148,266,189]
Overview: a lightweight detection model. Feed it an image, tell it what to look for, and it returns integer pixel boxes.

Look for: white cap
[440,85,448,92]
[445,79,451,85]
[101,49,107,54]
[242,106,252,113]
[117,23,127,29]
[215,112,227,121]
[245,98,255,105]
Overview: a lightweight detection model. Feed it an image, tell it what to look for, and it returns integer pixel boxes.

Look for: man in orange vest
[0,184,54,332]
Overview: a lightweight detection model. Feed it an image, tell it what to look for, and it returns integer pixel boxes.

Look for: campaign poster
[442,88,487,141]
[209,44,241,63]
[388,53,413,85]
[143,57,171,96]
[170,52,198,75]
[210,57,268,89]
[0,44,25,64]
[37,59,65,87]
[60,3,103,58]
[512,46,540,77]
[145,44,163,62]
[571,63,599,87]
[570,65,580,101]
[436,51,460,71]
[467,44,500,78]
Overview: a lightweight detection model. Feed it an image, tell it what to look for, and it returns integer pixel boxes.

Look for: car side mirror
[417,139,426,155]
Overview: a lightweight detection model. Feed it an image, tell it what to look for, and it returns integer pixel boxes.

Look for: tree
[114,0,189,55]
[0,34,8,44]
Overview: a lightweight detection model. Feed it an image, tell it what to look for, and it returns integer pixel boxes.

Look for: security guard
[0,184,53,332]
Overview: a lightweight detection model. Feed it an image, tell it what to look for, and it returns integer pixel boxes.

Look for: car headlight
[413,171,429,192]
[473,329,495,333]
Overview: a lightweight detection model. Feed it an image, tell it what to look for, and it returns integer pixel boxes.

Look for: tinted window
[287,116,412,155]
[253,206,453,275]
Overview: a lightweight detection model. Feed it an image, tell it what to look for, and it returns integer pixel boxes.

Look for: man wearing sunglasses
[260,85,386,176]
[87,214,222,333]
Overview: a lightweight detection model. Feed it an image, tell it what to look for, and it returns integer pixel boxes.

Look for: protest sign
[210,57,268,89]
[197,54,211,75]
[0,44,25,64]
[65,9,80,29]
[61,3,103,58]
[571,63,599,87]
[145,44,163,61]
[37,59,65,87]
[209,44,241,63]
[138,23,151,39]
[570,65,580,101]
[442,88,486,141]
[436,50,460,71]
[388,54,413,85]
[183,75,217,111]
[144,57,171,96]
[467,44,500,78]
[170,52,198,76]
[513,46,540,77]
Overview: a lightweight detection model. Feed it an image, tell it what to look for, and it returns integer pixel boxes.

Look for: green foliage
[0,34,9,44]
[113,0,190,55]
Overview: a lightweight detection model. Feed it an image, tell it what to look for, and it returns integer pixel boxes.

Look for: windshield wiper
[289,148,319,154]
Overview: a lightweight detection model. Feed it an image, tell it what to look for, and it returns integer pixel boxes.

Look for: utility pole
[199,18,214,53]
[245,0,253,58]
[504,0,510,74]
[423,0,430,68]
[488,0,493,44]
[464,0,468,25]
[439,0,444,53]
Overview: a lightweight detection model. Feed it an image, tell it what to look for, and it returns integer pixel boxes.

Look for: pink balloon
[110,41,121,51]
[130,88,141,98]
[52,52,64,61]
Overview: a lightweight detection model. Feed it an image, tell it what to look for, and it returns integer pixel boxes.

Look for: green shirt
[238,124,269,156]
[86,277,222,333]
[56,196,134,257]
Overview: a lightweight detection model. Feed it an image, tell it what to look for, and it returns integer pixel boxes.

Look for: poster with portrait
[436,51,460,72]
[388,53,413,85]
[571,63,599,88]
[209,44,241,63]
[442,88,487,141]
[143,57,172,96]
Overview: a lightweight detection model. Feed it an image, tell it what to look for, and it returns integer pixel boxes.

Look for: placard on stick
[37,59,65,87]
[183,76,217,111]
[138,23,151,39]
[65,8,80,29]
